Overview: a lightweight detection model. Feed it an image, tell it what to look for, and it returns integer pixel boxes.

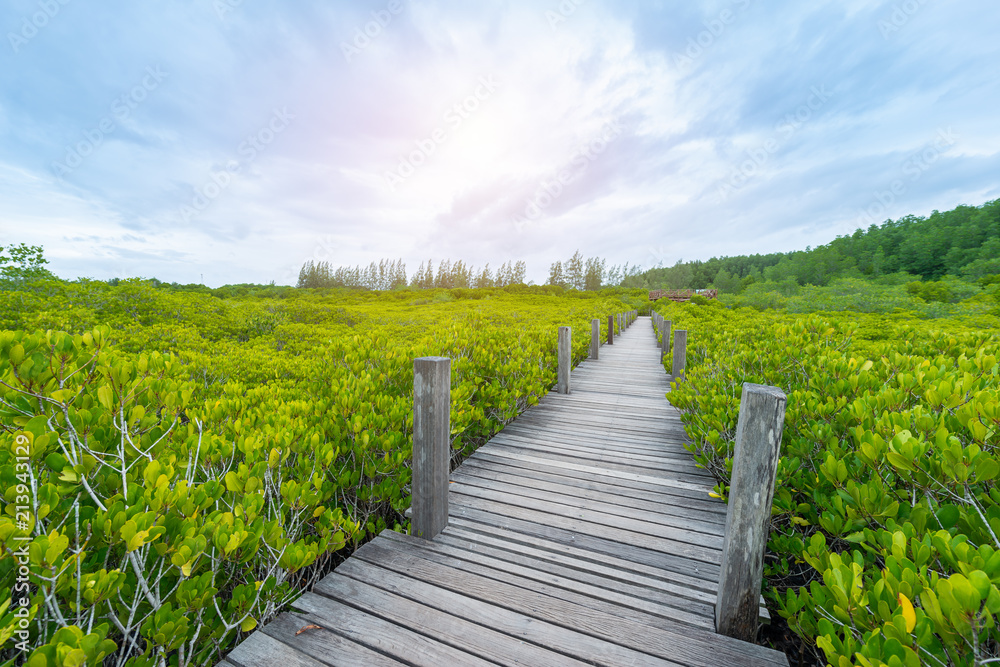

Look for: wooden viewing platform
[648,289,718,302]
[221,315,789,667]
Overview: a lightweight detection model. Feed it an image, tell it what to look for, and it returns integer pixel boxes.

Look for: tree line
[546,251,642,290]
[296,250,642,292]
[625,199,1000,292]
[296,258,529,290]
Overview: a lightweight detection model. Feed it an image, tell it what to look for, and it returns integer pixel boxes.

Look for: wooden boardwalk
[221,316,789,667]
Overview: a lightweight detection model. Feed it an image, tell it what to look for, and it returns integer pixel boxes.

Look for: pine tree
[565,251,584,290]
[547,261,565,287]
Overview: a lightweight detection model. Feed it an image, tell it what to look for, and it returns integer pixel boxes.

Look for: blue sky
[1,0,998,286]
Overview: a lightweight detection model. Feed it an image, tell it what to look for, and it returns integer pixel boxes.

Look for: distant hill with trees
[626,199,1000,292]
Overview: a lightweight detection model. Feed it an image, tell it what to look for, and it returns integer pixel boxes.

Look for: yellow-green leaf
[898,592,916,633]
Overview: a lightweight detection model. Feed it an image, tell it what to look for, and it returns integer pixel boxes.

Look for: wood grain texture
[558,326,571,394]
[671,329,687,379]
[716,383,787,642]
[591,318,600,359]
[412,356,450,540]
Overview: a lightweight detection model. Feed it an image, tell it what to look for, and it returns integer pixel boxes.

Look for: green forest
[624,199,1000,293]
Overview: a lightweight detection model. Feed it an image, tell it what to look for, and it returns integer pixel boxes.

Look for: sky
[1,0,998,287]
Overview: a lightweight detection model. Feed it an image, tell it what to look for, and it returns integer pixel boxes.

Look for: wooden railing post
[590,319,600,359]
[661,319,671,363]
[671,329,686,378]
[412,357,450,540]
[558,326,571,394]
[607,315,614,345]
[716,383,787,641]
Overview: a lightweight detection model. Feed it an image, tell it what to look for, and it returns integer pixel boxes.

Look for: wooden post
[671,329,686,378]
[661,319,671,362]
[412,357,450,540]
[716,384,787,641]
[607,315,614,345]
[590,319,600,359]
[558,326,571,394]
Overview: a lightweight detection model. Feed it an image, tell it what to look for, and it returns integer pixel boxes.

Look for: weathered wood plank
[448,480,725,552]
[423,530,718,626]
[334,556,681,667]
[475,446,716,494]
[286,592,496,666]
[450,501,721,583]
[441,522,718,605]
[376,530,715,629]
[453,461,727,527]
[467,451,728,514]
[227,613,402,667]
[305,573,594,667]
[353,535,785,667]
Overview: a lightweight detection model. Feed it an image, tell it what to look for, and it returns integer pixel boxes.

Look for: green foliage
[655,300,1000,666]
[630,199,1000,292]
[0,280,631,664]
[0,244,54,284]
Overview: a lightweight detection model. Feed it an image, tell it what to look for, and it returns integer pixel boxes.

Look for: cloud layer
[1,0,998,285]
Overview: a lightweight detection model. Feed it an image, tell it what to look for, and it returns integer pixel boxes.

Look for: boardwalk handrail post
[412,357,450,540]
[716,383,787,641]
[558,326,571,394]
[590,319,600,359]
[607,315,614,345]
[661,319,672,363]
[671,328,685,377]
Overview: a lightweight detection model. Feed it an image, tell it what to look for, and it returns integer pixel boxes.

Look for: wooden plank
[353,535,787,667]
[286,592,495,666]
[466,451,728,515]
[449,489,722,564]
[376,530,715,630]
[451,468,726,535]
[498,421,696,454]
[226,613,402,667]
[305,573,593,667]
[475,446,715,494]
[456,458,727,522]
[334,555,680,667]
[450,502,720,584]
[442,521,719,605]
[448,480,725,551]
[425,530,717,626]
[486,432,713,478]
